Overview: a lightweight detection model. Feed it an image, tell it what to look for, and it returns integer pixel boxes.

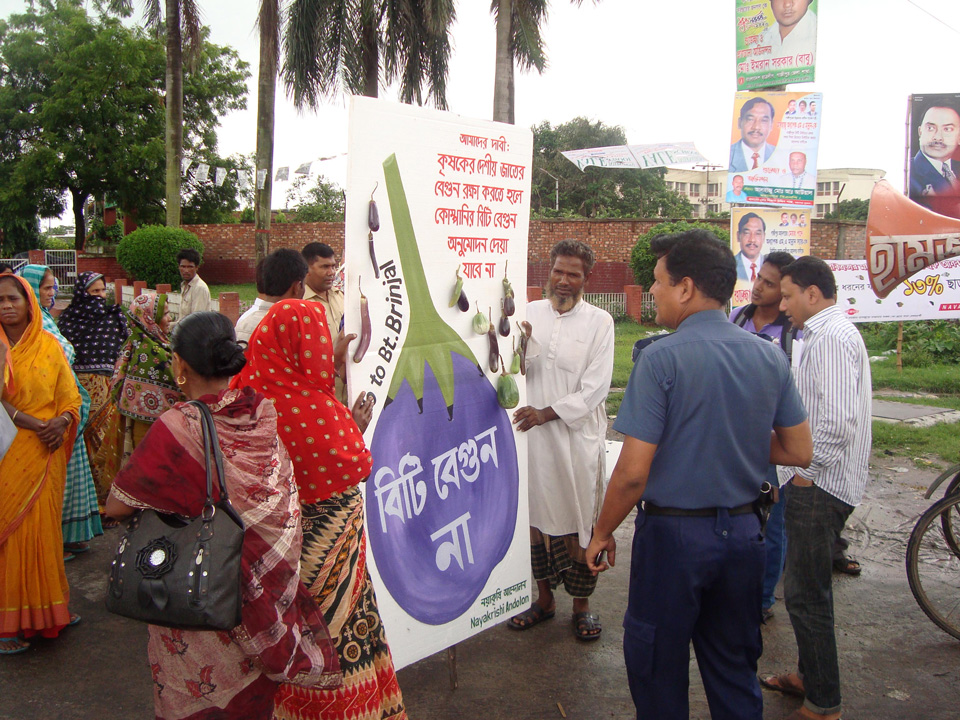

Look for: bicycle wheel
[941,473,960,557]
[907,493,960,640]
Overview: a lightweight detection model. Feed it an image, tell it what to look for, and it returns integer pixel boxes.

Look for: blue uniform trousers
[624,508,765,720]
[762,480,787,610]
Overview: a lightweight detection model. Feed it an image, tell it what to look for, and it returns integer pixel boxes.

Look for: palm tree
[252,0,456,263]
[491,0,593,124]
[110,0,202,227]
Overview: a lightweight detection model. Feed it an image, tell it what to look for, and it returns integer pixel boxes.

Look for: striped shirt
[778,305,872,506]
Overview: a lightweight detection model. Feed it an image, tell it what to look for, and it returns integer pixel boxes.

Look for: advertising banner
[560,142,706,171]
[736,0,817,90]
[830,259,960,322]
[727,91,821,208]
[344,96,533,669]
[730,206,811,307]
[907,94,960,221]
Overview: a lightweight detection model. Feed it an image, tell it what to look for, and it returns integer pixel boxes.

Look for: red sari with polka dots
[233,299,372,502]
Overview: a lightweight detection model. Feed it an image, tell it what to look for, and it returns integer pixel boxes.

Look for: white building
[663,167,886,219]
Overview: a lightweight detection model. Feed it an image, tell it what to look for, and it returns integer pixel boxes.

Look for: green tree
[285,174,345,222]
[824,198,869,221]
[182,153,254,224]
[491,1,596,124]
[630,220,731,289]
[531,118,691,218]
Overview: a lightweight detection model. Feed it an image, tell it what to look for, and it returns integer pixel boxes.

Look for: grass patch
[871,363,960,394]
[606,390,624,418]
[210,283,257,304]
[613,319,665,387]
[872,420,960,466]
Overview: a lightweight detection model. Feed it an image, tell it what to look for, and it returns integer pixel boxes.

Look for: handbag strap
[186,400,230,506]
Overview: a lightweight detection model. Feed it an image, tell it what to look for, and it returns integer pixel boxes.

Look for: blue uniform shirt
[614,309,806,509]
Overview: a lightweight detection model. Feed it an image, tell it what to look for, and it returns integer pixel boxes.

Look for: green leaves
[116,225,204,289]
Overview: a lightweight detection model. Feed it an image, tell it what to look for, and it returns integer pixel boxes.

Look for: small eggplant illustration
[353,277,371,362]
[498,299,510,337]
[497,355,519,409]
[487,307,499,372]
[449,265,468,311]
[510,337,522,375]
[368,184,381,278]
[502,260,515,317]
[472,302,489,335]
[516,320,531,375]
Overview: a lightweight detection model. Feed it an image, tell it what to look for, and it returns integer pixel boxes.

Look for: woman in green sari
[20,265,102,557]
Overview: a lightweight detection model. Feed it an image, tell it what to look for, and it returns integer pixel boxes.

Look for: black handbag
[105,400,246,630]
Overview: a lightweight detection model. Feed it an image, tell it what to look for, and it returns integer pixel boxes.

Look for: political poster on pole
[736,0,817,90]
[344,96,533,669]
[730,206,810,308]
[726,91,821,208]
[906,94,960,221]
[829,259,960,322]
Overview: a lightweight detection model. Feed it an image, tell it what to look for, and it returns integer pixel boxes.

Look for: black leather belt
[642,501,755,517]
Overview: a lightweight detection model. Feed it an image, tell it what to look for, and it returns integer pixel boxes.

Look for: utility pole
[692,163,724,217]
[539,169,560,212]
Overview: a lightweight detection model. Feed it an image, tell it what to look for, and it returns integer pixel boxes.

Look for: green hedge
[116,225,204,290]
[630,221,731,289]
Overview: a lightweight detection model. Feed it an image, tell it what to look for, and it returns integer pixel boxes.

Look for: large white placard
[830,259,960,322]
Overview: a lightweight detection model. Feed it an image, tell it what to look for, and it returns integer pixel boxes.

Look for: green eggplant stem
[382,154,482,415]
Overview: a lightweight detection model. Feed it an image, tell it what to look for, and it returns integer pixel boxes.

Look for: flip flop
[0,638,30,655]
[68,614,81,627]
[507,602,556,630]
[759,673,805,697]
[572,611,602,641]
[63,553,75,563]
[833,558,861,576]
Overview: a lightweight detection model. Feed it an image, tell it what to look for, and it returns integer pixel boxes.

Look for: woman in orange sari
[0,273,82,654]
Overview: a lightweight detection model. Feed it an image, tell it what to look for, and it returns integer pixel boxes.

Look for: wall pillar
[218,292,240,324]
[113,278,127,306]
[625,285,645,323]
[132,280,147,298]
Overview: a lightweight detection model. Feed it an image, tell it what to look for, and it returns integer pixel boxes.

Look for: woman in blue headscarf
[21,265,103,556]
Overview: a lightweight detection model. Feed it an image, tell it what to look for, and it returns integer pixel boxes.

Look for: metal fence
[0,258,27,274]
[585,292,627,318]
[44,250,77,287]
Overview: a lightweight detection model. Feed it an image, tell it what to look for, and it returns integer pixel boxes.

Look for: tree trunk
[361,9,379,98]
[165,0,183,227]
[71,187,89,251]
[493,0,514,124]
[254,0,279,264]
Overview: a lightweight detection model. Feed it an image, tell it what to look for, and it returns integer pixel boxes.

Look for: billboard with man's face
[729,206,810,308]
[736,0,818,90]
[907,93,960,220]
[726,91,821,208]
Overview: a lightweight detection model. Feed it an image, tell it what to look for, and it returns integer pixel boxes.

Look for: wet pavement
[2,452,960,719]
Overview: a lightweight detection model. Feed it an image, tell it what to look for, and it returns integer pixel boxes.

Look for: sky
[5,0,960,212]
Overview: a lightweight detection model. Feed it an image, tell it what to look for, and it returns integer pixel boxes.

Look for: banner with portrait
[344,96,533,669]
[907,94,960,221]
[726,91,821,208]
[730,206,811,307]
[830,259,960,322]
[736,0,817,90]
[560,142,706,172]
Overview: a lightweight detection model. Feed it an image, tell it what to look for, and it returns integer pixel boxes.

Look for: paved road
[2,453,959,719]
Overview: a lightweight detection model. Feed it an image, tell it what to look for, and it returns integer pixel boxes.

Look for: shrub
[630,221,730,289]
[86,217,124,247]
[116,225,204,290]
[239,207,255,223]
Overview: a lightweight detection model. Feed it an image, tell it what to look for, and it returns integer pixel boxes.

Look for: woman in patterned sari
[234,299,406,720]
[21,265,103,557]
[107,312,341,719]
[93,292,181,494]
[0,274,82,655]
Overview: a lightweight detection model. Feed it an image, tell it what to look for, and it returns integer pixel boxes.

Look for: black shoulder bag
[105,400,246,630]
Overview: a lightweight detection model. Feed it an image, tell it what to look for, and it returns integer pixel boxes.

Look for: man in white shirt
[507,240,614,642]
[235,248,307,344]
[789,151,816,190]
[175,248,211,324]
[762,256,871,720]
[758,0,818,62]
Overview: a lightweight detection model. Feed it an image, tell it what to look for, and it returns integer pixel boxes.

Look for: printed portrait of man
[758,0,818,62]
[729,97,776,173]
[788,151,815,190]
[726,174,747,203]
[910,104,960,201]
[734,212,766,282]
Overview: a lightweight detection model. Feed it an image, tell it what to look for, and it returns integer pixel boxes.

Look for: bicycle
[906,463,960,640]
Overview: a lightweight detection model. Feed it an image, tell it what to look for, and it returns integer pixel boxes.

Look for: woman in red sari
[106,312,340,719]
[234,299,406,720]
[0,273,82,654]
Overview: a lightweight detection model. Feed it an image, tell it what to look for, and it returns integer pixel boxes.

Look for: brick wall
[83,218,864,293]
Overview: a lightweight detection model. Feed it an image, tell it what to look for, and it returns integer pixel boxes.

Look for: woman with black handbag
[105,312,341,720]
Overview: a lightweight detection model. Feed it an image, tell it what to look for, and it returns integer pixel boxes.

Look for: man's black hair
[176,248,201,266]
[302,242,335,264]
[762,251,795,273]
[549,239,595,274]
[781,255,836,300]
[739,96,774,122]
[260,248,308,297]
[649,229,736,304]
[738,212,765,234]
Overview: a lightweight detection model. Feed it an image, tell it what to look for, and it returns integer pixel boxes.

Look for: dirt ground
[2,452,959,720]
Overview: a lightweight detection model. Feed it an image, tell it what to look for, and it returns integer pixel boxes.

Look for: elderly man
[175,248,211,324]
[726,175,747,203]
[789,151,815,190]
[508,239,614,642]
[235,249,307,344]
[587,229,811,719]
[735,212,767,281]
[729,97,776,173]
[762,256,871,720]
[759,0,817,61]
[909,104,960,210]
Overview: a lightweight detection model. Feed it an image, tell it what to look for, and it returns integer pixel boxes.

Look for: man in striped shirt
[762,256,872,720]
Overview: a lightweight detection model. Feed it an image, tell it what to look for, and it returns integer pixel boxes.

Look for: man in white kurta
[508,240,614,641]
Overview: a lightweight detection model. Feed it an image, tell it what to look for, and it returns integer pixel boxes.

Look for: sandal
[759,672,805,697]
[507,602,556,630]
[68,614,81,627]
[0,638,30,655]
[572,611,602,641]
[64,543,90,554]
[833,558,861,576]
